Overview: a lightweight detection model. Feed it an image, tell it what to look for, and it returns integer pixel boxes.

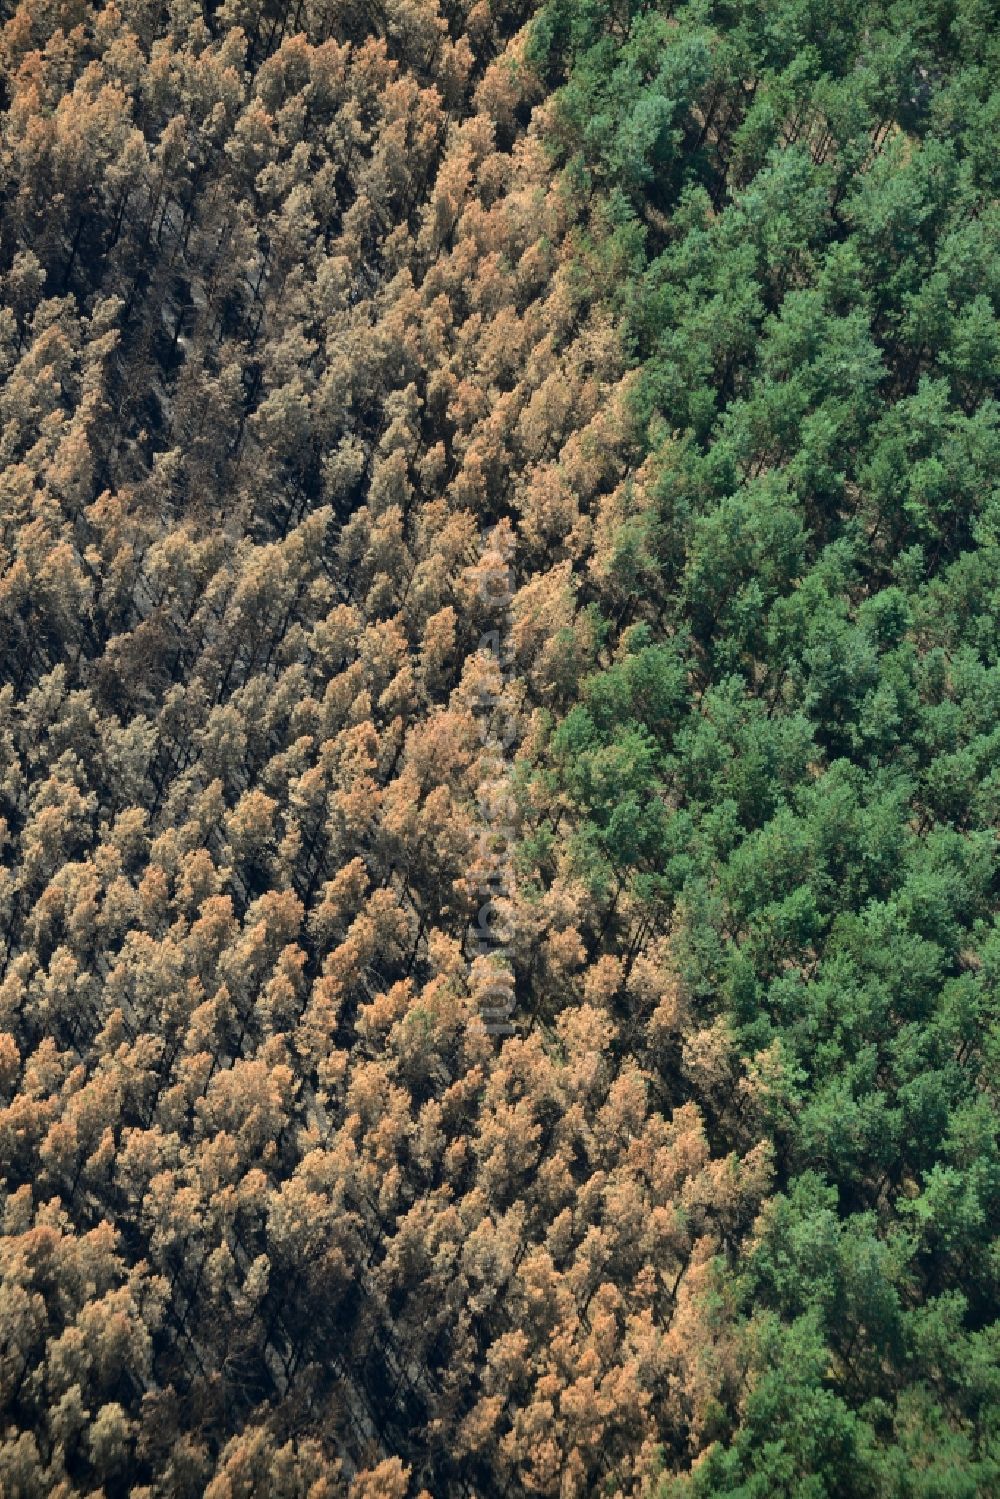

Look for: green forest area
[0,0,997,1494]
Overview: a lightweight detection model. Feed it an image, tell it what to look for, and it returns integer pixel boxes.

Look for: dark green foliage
[532,0,1000,1488]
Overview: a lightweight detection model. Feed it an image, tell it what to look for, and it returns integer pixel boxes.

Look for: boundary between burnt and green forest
[519,1,1000,1492]
[0,0,996,1493]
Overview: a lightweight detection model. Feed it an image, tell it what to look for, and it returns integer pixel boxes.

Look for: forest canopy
[0,0,997,1494]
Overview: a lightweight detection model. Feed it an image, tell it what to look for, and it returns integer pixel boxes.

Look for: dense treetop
[0,0,996,1495]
